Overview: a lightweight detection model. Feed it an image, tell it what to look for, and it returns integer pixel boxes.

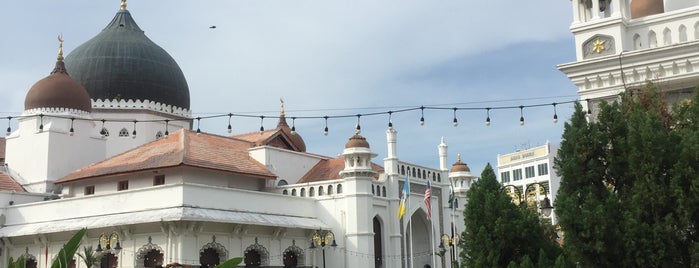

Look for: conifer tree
[460,164,560,267]
[555,85,698,267]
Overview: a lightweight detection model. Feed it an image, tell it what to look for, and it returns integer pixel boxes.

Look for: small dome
[450,154,470,172]
[64,8,190,109]
[25,61,92,112]
[345,134,370,149]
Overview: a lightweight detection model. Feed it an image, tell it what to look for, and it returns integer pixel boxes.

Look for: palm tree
[77,246,102,268]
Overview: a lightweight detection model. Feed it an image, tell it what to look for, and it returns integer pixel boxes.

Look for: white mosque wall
[249,146,324,185]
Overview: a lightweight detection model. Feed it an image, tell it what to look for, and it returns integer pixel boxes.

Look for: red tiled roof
[298,158,383,183]
[0,137,6,160]
[56,130,276,184]
[0,172,25,192]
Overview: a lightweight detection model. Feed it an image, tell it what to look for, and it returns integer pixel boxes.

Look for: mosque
[0,1,473,268]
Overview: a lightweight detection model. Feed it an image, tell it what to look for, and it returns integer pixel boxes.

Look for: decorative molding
[92,99,192,117]
[583,34,616,59]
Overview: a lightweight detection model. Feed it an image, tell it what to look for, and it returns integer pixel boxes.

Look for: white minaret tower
[5,36,106,193]
[438,137,448,171]
[340,133,377,268]
[559,0,698,116]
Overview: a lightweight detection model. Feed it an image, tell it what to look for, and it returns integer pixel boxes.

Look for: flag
[398,178,410,219]
[448,186,454,209]
[424,180,432,219]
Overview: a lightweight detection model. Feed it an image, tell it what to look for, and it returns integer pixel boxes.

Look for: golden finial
[457,153,461,162]
[280,98,285,117]
[120,0,127,10]
[57,34,64,61]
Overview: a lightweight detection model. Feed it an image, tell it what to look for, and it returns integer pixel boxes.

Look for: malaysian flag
[424,180,432,219]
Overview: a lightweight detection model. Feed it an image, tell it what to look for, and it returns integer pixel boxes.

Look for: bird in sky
[209,26,216,29]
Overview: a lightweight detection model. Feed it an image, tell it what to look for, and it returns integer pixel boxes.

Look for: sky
[0,1,580,175]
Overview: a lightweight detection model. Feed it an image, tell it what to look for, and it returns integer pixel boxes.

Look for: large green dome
[65,8,190,110]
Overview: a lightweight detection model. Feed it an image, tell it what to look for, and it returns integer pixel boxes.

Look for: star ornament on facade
[592,39,606,54]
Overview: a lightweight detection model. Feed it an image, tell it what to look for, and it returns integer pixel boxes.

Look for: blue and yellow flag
[398,178,410,219]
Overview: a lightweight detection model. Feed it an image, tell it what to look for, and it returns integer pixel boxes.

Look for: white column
[592,0,601,19]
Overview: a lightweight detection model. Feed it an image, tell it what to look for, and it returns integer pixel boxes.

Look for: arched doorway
[200,248,221,268]
[405,209,433,268]
[136,236,165,268]
[243,238,269,267]
[373,216,384,268]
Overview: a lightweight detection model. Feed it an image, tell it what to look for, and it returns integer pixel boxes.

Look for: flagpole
[408,219,414,268]
[407,179,412,268]
[430,200,436,268]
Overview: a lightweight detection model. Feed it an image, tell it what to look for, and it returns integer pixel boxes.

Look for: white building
[0,2,474,268]
[496,142,559,224]
[558,0,699,115]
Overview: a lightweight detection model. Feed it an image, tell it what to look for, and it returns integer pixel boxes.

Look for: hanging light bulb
[355,114,361,134]
[6,116,12,136]
[519,106,525,126]
[419,106,425,126]
[227,113,233,133]
[452,108,458,127]
[259,116,265,134]
[196,117,201,135]
[323,116,329,136]
[164,120,170,137]
[100,119,106,138]
[485,108,491,126]
[552,103,558,124]
[290,117,297,135]
[132,120,137,139]
[69,118,75,136]
[387,111,393,128]
[39,114,44,132]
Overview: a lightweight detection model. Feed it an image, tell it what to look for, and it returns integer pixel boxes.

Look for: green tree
[555,86,699,267]
[460,163,560,267]
[77,246,101,268]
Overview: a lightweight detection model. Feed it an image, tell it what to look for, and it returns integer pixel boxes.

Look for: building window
[309,187,315,197]
[118,180,129,191]
[500,171,511,183]
[291,189,297,196]
[319,186,324,196]
[337,184,343,194]
[513,169,523,181]
[300,188,306,197]
[537,163,549,176]
[525,166,535,178]
[282,189,289,195]
[277,179,288,186]
[327,185,333,195]
[153,175,165,186]
[85,185,95,195]
[118,128,130,137]
[100,128,110,137]
[382,186,386,197]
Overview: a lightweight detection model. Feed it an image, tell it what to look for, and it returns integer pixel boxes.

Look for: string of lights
[3,99,583,137]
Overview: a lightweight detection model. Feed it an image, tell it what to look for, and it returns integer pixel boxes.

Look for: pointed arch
[373,215,385,268]
[244,238,270,267]
[135,236,164,268]
[200,236,228,268]
[282,240,305,267]
[679,24,688,42]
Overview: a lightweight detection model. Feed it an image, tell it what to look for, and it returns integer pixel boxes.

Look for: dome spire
[120,0,127,10]
[280,98,286,117]
[56,34,64,62]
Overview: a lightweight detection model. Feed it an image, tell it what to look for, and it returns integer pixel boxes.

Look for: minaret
[5,35,105,194]
[438,137,448,171]
[340,133,377,268]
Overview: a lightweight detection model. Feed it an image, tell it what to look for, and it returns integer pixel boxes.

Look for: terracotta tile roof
[233,118,306,152]
[298,158,383,183]
[0,137,5,161]
[56,130,276,184]
[0,172,25,192]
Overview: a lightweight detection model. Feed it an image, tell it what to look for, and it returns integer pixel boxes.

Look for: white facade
[558,0,699,115]
[496,142,560,224]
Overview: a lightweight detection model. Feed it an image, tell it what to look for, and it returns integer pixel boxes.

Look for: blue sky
[1,1,579,174]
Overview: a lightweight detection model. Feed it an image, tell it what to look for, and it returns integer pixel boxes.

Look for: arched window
[437,174,441,182]
[372,186,375,195]
[417,169,421,178]
[663,27,672,45]
[319,186,324,196]
[118,127,130,137]
[309,187,315,197]
[423,170,426,179]
[328,185,334,195]
[244,238,269,267]
[373,217,383,268]
[376,185,381,196]
[401,165,405,175]
[283,241,305,268]
[382,186,386,197]
[679,25,688,42]
[200,248,220,268]
[300,188,306,197]
[648,30,658,48]
[337,184,343,194]
[25,258,38,268]
[283,189,289,195]
[633,33,642,49]
[291,189,297,196]
[143,249,163,268]
[412,167,416,177]
[278,180,289,186]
